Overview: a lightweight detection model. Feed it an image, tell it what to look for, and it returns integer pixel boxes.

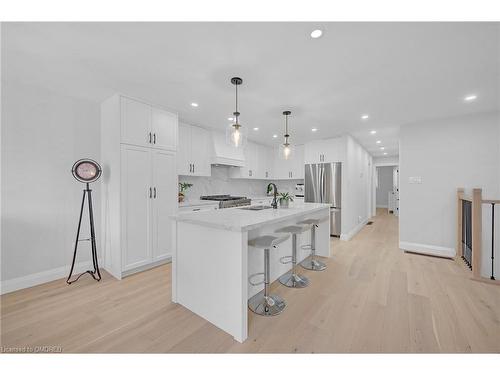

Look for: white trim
[340,218,368,241]
[121,257,171,277]
[0,260,103,295]
[399,241,455,258]
[376,204,388,208]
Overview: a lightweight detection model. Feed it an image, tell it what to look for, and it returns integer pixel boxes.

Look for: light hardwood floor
[1,209,499,353]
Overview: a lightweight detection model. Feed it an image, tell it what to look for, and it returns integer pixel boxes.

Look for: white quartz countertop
[173,202,331,232]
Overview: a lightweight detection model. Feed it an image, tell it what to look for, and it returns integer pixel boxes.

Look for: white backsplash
[179,165,303,200]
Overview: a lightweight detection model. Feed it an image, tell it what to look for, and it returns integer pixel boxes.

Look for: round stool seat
[249,235,290,249]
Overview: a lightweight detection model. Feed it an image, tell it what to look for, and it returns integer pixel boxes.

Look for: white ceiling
[2,22,499,157]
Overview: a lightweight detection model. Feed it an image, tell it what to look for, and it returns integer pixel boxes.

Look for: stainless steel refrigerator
[304,162,341,236]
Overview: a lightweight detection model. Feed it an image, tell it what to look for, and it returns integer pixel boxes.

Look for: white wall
[341,135,373,240]
[399,111,500,278]
[1,81,101,293]
[376,166,393,208]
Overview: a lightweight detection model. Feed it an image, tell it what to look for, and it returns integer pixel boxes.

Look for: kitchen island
[171,202,331,342]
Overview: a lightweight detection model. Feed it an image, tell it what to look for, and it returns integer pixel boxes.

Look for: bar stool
[297,218,327,271]
[275,225,310,288]
[248,234,290,316]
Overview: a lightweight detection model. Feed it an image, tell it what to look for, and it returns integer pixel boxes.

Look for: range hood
[211,131,245,167]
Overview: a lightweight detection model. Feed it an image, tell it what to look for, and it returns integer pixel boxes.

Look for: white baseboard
[399,241,455,258]
[340,218,369,241]
[1,260,102,295]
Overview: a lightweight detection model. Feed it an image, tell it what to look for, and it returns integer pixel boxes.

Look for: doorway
[375,165,399,216]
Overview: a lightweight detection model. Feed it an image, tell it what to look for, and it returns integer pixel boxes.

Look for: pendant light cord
[234,83,239,124]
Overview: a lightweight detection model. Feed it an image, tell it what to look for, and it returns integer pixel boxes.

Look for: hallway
[1,209,499,353]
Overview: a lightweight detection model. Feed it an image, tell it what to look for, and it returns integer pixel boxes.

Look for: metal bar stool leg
[279,233,310,288]
[301,224,326,271]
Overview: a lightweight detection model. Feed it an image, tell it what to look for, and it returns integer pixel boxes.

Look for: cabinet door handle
[149,187,152,198]
[189,163,192,173]
[193,208,201,211]
[290,172,293,178]
[153,133,156,144]
[193,164,195,173]
[149,132,152,144]
[153,187,157,198]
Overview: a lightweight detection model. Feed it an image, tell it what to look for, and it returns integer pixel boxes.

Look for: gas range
[200,195,251,209]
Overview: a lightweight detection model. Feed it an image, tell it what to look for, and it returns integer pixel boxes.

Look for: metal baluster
[491,203,496,280]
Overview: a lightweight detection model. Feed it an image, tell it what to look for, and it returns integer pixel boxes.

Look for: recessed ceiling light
[311,128,318,132]
[376,140,381,144]
[272,134,278,138]
[383,152,388,155]
[370,130,377,134]
[191,102,199,107]
[380,147,385,150]
[253,127,259,131]
[361,114,369,120]
[310,29,323,39]
[464,94,477,102]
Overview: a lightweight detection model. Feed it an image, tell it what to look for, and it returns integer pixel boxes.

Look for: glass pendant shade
[226,123,247,148]
[279,142,294,160]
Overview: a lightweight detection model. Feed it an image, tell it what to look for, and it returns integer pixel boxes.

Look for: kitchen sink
[238,205,273,211]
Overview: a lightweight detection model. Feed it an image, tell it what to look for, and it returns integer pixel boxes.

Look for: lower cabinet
[106,144,177,277]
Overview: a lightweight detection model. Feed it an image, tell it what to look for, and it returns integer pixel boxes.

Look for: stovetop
[200,195,251,208]
[200,195,247,201]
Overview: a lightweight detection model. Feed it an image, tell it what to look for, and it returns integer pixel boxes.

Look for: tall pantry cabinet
[101,94,178,279]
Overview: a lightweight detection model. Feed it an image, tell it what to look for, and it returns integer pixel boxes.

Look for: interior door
[121,145,152,270]
[152,107,177,151]
[121,96,151,147]
[191,126,211,176]
[177,123,192,175]
[152,149,177,261]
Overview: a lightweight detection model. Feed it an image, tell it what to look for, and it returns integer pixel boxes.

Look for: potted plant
[278,192,294,208]
[178,182,193,203]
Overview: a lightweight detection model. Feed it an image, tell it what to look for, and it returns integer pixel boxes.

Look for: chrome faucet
[267,183,278,209]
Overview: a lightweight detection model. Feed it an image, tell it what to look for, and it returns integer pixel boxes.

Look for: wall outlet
[409,176,422,184]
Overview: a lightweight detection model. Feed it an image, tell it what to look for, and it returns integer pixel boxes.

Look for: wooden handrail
[482,199,500,204]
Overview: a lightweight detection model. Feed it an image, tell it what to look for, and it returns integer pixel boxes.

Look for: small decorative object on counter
[178,182,193,203]
[279,192,294,208]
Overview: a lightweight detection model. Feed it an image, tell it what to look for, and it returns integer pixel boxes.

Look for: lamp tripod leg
[67,189,87,284]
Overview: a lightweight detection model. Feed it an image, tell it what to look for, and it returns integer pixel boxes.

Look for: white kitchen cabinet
[120,96,178,150]
[272,144,304,180]
[304,137,346,164]
[121,145,152,270]
[229,142,276,180]
[152,107,178,151]
[101,94,178,279]
[152,149,177,261]
[177,123,212,176]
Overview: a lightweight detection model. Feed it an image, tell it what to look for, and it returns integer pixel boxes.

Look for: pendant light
[226,77,247,148]
[279,110,294,160]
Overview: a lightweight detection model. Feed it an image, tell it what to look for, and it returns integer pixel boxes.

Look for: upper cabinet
[229,141,275,179]
[152,107,178,151]
[273,144,304,180]
[177,123,212,176]
[120,96,178,151]
[304,137,346,164]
